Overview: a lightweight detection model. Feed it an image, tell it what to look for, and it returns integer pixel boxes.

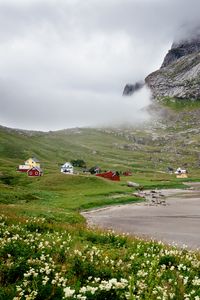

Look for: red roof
[96,171,120,181]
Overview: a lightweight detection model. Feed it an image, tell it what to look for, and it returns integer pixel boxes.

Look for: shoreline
[82,183,200,249]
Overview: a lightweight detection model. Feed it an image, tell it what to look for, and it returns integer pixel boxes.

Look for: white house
[61,162,74,174]
[175,167,187,174]
[175,167,188,178]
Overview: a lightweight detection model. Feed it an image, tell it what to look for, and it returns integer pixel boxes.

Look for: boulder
[127,181,140,187]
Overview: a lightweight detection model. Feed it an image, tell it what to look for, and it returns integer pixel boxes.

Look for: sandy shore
[82,183,200,249]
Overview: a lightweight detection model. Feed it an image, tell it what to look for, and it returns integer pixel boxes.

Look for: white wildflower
[63,287,75,298]
[192,277,200,286]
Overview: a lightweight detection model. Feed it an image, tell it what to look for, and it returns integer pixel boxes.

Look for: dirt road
[82,183,200,249]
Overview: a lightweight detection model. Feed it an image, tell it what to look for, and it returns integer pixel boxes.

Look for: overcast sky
[0,0,200,131]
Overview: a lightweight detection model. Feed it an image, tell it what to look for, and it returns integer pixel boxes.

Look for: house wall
[61,167,73,174]
[28,169,41,176]
[61,163,73,174]
[18,165,30,172]
[176,174,188,178]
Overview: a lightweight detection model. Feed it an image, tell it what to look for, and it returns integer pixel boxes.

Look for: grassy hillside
[1,101,200,176]
[0,100,200,221]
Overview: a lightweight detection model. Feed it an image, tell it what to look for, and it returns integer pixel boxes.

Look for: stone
[127,181,140,187]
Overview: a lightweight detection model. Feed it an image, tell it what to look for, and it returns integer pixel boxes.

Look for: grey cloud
[0,0,199,130]
[1,83,151,131]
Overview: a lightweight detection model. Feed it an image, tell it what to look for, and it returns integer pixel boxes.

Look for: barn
[96,171,120,181]
[27,167,43,177]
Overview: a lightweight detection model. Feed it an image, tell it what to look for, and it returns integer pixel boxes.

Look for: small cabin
[27,167,43,177]
[61,162,74,174]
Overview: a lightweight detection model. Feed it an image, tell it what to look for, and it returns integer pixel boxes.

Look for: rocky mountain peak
[145,33,200,100]
[161,35,200,68]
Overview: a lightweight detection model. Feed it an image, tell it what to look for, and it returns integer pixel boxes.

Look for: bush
[70,159,86,168]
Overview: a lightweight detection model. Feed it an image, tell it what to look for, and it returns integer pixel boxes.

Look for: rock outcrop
[145,36,200,100]
[123,81,144,96]
[161,37,200,68]
[133,190,167,206]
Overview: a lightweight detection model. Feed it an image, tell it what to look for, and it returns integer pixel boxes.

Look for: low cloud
[0,0,199,130]
[1,80,152,131]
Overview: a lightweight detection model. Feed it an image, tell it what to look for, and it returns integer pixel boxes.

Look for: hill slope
[0,100,200,176]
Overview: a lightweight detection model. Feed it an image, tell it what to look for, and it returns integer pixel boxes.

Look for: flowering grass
[0,214,200,300]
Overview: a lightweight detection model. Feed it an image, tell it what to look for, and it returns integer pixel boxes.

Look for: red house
[27,167,43,177]
[123,171,132,176]
[96,171,120,181]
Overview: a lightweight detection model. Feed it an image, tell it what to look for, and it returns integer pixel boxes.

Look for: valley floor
[82,183,200,249]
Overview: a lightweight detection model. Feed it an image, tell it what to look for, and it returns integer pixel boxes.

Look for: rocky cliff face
[161,37,200,68]
[145,36,200,100]
[123,81,144,96]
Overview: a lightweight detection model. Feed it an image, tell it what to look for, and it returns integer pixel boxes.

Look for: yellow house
[25,157,40,168]
[176,173,188,179]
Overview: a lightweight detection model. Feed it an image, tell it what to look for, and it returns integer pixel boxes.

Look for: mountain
[145,35,200,100]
